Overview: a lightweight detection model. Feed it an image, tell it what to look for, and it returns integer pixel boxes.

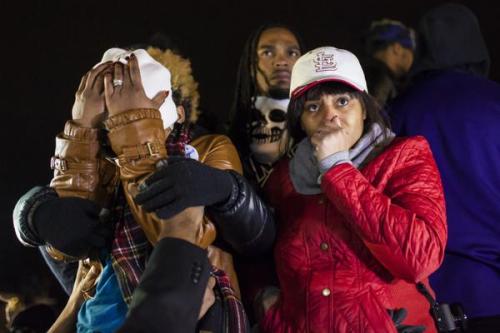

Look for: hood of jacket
[411,3,490,78]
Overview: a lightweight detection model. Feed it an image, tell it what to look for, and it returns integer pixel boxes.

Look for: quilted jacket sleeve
[321,137,447,282]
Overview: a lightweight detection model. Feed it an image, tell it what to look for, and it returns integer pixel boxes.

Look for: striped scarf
[211,267,249,332]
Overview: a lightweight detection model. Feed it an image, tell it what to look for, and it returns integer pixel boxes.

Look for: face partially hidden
[398,47,414,76]
[256,28,301,97]
[300,93,366,150]
[374,43,414,79]
[249,97,290,164]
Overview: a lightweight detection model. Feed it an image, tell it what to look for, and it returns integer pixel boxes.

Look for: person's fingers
[76,73,89,96]
[151,90,169,109]
[206,276,216,292]
[392,308,408,326]
[310,133,321,146]
[85,265,100,282]
[93,63,113,94]
[113,62,124,91]
[142,189,177,212]
[79,265,100,293]
[135,173,175,202]
[83,70,95,92]
[74,261,88,287]
[124,56,133,87]
[198,277,216,319]
[104,73,114,100]
[93,73,106,97]
[143,166,173,186]
[89,61,112,89]
[138,187,177,212]
[333,117,343,129]
[156,199,185,219]
[129,52,142,87]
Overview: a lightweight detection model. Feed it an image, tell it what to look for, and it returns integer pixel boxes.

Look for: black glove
[33,197,111,258]
[388,308,426,333]
[134,158,234,219]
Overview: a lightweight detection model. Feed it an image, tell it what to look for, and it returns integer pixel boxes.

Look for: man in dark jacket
[389,4,500,332]
[119,207,214,333]
[118,236,212,333]
[222,25,305,324]
[226,24,305,188]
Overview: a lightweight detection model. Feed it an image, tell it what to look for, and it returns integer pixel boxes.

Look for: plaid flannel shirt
[108,129,248,331]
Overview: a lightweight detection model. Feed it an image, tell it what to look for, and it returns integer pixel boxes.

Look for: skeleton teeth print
[248,96,291,164]
[250,97,289,144]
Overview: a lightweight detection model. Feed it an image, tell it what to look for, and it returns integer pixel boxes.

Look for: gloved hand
[33,197,111,258]
[388,308,426,333]
[134,158,234,219]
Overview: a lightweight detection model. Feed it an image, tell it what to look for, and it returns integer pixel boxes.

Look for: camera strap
[416,282,437,306]
[416,282,463,332]
[416,282,446,331]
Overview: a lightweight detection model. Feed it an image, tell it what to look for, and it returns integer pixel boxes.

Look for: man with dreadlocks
[13,47,274,332]
[223,24,305,325]
[227,24,305,189]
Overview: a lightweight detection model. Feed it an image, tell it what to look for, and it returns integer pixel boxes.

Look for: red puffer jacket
[262,136,447,333]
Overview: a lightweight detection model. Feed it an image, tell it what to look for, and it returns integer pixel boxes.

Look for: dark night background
[0,0,497,327]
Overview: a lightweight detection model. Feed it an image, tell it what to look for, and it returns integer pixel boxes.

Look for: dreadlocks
[227,23,305,156]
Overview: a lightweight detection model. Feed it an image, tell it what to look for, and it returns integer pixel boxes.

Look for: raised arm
[321,137,447,282]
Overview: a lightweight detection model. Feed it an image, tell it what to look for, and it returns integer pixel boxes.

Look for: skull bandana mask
[248,96,290,165]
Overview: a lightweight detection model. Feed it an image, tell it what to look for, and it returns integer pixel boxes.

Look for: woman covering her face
[14,47,275,333]
[260,47,447,333]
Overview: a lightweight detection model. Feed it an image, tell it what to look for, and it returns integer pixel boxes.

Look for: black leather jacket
[209,170,275,256]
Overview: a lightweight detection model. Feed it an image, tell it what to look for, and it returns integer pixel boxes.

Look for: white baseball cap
[289,46,368,98]
[99,48,179,129]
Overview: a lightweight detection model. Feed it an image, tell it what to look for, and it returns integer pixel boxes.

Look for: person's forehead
[309,92,352,99]
[257,27,299,48]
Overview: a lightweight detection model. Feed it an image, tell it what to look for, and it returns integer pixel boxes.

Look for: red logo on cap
[313,52,337,72]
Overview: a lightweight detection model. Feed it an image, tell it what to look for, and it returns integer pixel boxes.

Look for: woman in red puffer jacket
[260,46,447,333]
